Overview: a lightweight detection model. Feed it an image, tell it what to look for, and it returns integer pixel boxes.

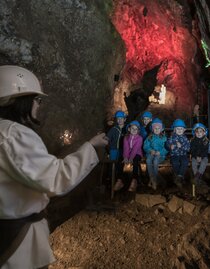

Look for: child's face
[153,126,161,135]
[116,117,126,126]
[143,117,151,126]
[195,128,205,138]
[174,127,185,135]
[129,125,139,135]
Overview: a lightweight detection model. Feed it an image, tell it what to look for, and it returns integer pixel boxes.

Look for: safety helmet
[0,65,47,106]
[114,110,127,118]
[141,111,152,119]
[151,118,164,130]
[152,118,162,124]
[172,119,186,129]
[192,123,208,136]
[128,120,140,129]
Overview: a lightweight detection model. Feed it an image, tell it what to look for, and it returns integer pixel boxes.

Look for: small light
[123,163,133,173]
[60,129,73,145]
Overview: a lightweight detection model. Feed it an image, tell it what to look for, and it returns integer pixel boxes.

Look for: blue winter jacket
[166,133,190,156]
[139,122,151,140]
[143,134,168,158]
[107,125,126,150]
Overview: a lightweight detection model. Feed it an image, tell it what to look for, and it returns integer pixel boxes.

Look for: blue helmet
[152,118,162,125]
[141,111,152,119]
[128,120,140,129]
[114,110,127,118]
[192,123,208,136]
[172,119,186,129]
[151,118,164,130]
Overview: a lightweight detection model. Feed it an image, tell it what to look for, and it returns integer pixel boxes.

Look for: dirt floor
[48,169,210,269]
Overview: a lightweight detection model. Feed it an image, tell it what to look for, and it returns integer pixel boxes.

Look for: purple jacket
[123,134,143,160]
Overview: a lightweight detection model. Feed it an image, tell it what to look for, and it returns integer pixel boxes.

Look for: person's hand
[89,133,109,148]
[150,150,156,155]
[128,159,133,164]
[171,144,175,150]
[176,142,181,148]
[197,157,201,163]
[123,158,129,164]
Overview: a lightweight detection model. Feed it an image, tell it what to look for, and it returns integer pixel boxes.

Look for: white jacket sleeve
[4,123,99,196]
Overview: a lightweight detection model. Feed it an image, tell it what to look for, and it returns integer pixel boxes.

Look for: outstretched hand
[89,133,109,148]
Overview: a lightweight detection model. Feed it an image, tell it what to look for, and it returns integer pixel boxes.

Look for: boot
[158,174,166,189]
[128,178,137,192]
[193,172,200,185]
[193,173,209,194]
[174,174,183,188]
[148,176,157,190]
[113,179,124,191]
[194,173,208,187]
[193,172,207,187]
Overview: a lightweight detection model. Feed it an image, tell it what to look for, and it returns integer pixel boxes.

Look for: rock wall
[111,0,208,123]
[0,0,125,154]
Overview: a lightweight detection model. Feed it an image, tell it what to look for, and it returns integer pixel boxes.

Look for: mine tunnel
[0,0,210,268]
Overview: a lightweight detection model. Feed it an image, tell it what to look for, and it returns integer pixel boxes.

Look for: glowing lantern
[60,130,73,145]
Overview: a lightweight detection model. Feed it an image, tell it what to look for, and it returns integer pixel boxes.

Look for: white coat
[0,119,99,269]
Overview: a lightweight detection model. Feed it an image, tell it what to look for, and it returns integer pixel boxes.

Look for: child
[143,118,168,190]
[107,110,127,160]
[138,111,152,140]
[190,123,209,186]
[137,111,153,181]
[120,120,143,192]
[167,119,190,188]
[107,110,127,189]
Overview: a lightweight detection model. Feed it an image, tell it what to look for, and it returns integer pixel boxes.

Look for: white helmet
[0,65,47,106]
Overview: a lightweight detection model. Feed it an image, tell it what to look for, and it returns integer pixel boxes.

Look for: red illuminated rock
[112,0,203,118]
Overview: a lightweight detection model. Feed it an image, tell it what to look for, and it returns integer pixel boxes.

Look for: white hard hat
[0,65,47,106]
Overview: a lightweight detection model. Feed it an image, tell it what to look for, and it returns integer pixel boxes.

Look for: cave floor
[49,172,210,269]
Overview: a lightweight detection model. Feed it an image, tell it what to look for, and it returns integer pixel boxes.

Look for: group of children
[107,110,209,192]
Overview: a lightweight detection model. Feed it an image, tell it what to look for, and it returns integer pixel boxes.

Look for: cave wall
[111,0,207,123]
[0,0,125,154]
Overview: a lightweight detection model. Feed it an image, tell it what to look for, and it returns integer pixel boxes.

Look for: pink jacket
[123,134,143,160]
